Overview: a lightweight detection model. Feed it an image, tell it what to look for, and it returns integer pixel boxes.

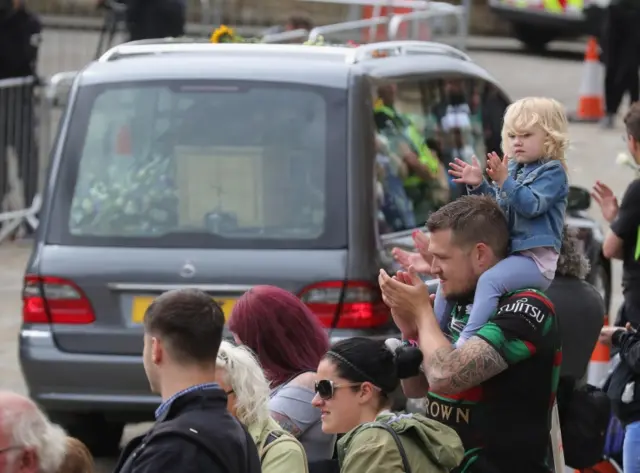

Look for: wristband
[402,339,419,349]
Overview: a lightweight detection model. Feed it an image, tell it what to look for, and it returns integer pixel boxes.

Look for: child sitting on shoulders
[444,96,569,347]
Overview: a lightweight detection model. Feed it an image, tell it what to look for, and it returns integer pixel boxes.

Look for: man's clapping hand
[391,231,433,274]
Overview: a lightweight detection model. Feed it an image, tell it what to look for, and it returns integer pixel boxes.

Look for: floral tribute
[209,25,362,48]
[209,25,260,43]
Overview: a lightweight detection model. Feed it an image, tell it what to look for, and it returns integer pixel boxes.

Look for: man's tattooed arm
[423,337,508,395]
[270,411,303,437]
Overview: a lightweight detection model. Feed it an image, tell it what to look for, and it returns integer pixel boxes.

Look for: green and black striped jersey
[424,289,561,473]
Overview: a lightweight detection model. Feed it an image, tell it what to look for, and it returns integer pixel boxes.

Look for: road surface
[0,29,632,471]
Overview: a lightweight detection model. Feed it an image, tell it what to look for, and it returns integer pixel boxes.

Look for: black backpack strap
[371,423,412,473]
[260,431,283,463]
[145,421,260,473]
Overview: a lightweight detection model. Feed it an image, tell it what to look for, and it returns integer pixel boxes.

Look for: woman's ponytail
[385,338,424,380]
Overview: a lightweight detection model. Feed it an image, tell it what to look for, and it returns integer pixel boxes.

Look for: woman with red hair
[228,285,336,463]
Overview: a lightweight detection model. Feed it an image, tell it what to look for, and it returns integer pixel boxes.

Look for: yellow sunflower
[210,25,235,43]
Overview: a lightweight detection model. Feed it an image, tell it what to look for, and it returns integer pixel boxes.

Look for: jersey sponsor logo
[424,397,471,425]
[498,296,548,324]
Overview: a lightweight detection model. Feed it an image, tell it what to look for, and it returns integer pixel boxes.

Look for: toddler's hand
[448,156,483,187]
[486,152,508,187]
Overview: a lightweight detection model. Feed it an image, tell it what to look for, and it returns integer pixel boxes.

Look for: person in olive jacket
[311,337,464,473]
[112,289,261,473]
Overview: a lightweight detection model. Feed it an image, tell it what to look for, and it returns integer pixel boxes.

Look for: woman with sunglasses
[312,337,464,473]
[215,341,309,473]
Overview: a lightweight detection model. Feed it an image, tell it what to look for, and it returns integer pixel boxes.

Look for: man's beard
[445,287,476,303]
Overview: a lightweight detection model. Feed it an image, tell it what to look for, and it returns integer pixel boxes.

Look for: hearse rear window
[48,80,348,250]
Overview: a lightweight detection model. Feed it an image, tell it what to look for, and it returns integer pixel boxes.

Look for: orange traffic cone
[569,37,605,123]
[587,313,611,387]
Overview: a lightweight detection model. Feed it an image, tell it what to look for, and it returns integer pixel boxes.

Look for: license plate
[131,296,236,324]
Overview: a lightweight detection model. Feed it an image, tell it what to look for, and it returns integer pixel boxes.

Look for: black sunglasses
[314,379,362,400]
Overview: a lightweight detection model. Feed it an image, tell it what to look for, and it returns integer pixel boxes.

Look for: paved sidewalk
[0,240,31,394]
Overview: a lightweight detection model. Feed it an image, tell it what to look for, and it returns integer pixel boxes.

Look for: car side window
[423,78,485,169]
[478,83,509,157]
[373,78,508,237]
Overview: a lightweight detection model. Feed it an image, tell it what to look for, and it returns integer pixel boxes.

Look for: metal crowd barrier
[0,77,43,242]
[300,0,469,47]
[308,16,391,42]
[388,4,467,49]
[0,71,76,242]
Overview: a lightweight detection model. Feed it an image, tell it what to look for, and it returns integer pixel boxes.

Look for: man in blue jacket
[113,289,261,473]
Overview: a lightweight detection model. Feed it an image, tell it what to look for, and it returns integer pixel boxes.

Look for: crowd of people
[0,26,639,467]
[2,95,639,473]
[4,2,640,470]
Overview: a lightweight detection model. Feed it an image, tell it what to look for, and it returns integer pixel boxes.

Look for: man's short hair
[426,195,509,258]
[286,13,313,30]
[144,288,224,365]
[624,102,640,142]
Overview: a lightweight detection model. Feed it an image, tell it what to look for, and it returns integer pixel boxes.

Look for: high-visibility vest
[566,0,583,13]
[511,0,579,12]
[374,104,440,187]
[543,0,563,13]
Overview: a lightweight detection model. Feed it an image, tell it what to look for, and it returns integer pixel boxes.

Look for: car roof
[362,55,501,88]
[76,39,503,93]
[79,53,352,88]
